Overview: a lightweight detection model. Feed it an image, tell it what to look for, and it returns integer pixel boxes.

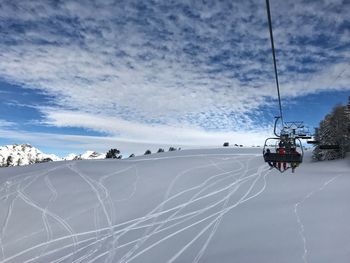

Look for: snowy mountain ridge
[0,144,106,167]
[68,150,106,160]
[0,144,61,167]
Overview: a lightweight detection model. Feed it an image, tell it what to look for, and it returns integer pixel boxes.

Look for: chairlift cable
[265,0,284,124]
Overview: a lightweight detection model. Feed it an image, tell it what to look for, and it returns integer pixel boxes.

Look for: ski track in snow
[0,164,67,261]
[17,188,78,252]
[116,157,246,263]
[7,164,138,263]
[23,164,141,263]
[114,156,253,263]
[167,158,251,263]
[0,187,17,261]
[24,165,267,263]
[77,157,270,263]
[2,157,266,263]
[119,156,253,263]
[0,164,65,260]
[192,157,254,263]
[8,165,138,252]
[122,164,270,263]
[1,153,271,263]
[38,174,57,257]
[100,157,242,261]
[113,167,140,203]
[294,173,344,263]
[21,169,79,257]
[0,164,66,200]
[51,172,255,263]
[67,163,118,263]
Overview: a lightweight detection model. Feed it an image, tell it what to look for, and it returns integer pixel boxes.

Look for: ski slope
[0,148,349,263]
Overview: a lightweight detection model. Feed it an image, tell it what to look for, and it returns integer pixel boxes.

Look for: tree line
[105,146,181,159]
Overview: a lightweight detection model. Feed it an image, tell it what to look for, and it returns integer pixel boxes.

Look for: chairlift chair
[263,137,304,164]
[262,117,305,172]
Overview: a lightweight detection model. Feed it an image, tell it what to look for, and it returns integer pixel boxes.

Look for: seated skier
[290,147,301,173]
[284,139,292,154]
[277,142,287,171]
[264,148,274,168]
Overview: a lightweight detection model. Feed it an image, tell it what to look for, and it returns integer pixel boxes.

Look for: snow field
[0,148,349,262]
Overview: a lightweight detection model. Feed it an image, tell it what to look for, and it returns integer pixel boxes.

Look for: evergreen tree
[6,156,13,167]
[168,147,176,152]
[106,148,121,159]
[313,101,350,160]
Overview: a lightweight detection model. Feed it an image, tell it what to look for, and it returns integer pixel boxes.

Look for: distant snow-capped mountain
[64,153,78,161]
[0,144,61,167]
[65,151,106,160]
[80,151,105,159]
[0,144,109,167]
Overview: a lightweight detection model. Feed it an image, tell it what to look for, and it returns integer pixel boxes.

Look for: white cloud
[0,120,16,127]
[0,126,270,157]
[42,110,271,145]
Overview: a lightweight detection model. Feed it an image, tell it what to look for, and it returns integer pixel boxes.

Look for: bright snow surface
[0,148,349,263]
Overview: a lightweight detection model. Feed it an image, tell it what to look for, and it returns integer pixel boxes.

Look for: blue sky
[0,0,349,157]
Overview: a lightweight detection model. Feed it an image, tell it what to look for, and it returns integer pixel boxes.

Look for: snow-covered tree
[313,99,350,160]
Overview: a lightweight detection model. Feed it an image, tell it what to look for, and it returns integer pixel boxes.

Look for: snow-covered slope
[0,148,349,263]
[0,144,61,167]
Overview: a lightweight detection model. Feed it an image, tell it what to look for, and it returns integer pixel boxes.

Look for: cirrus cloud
[0,0,349,149]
